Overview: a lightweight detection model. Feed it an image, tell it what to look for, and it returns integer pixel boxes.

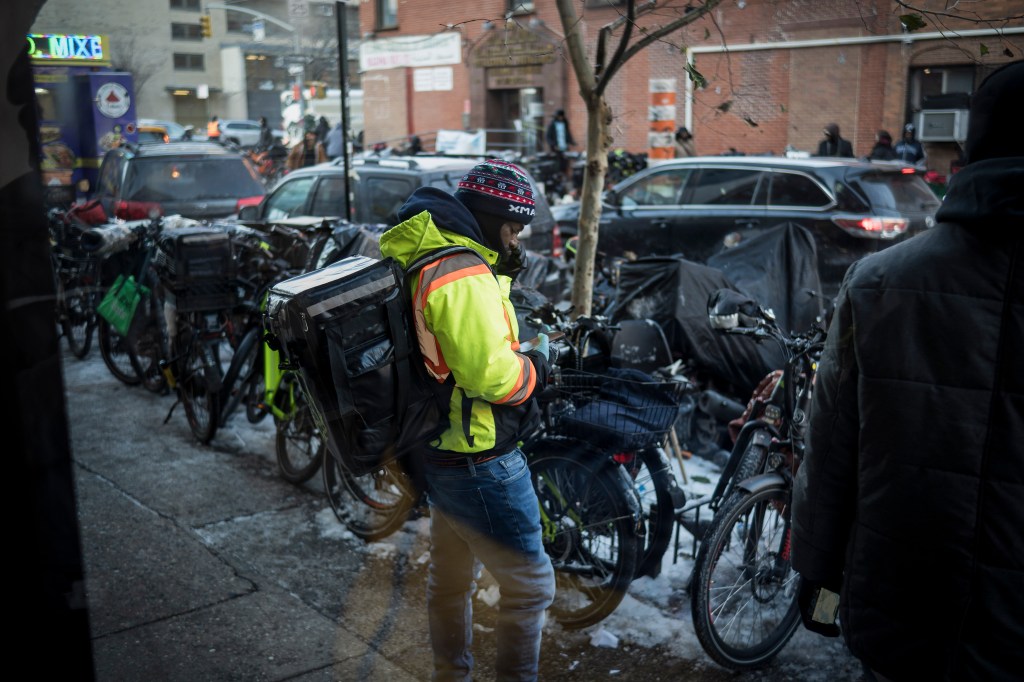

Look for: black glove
[797,578,842,638]
[497,243,528,282]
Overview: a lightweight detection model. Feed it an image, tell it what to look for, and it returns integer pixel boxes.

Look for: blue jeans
[424,448,556,682]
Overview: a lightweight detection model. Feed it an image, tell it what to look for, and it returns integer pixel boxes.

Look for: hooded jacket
[792,157,1024,681]
[379,187,548,457]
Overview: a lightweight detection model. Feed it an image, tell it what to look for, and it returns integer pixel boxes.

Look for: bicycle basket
[551,367,687,451]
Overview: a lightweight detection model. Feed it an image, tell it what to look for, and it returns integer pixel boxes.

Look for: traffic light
[199,14,212,38]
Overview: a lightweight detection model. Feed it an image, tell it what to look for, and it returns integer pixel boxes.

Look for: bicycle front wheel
[98,318,142,385]
[690,485,801,670]
[175,314,222,444]
[529,441,640,630]
[322,453,417,542]
[621,448,679,580]
[275,374,325,484]
[60,272,97,359]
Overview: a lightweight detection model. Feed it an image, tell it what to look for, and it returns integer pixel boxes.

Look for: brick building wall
[359,0,1022,169]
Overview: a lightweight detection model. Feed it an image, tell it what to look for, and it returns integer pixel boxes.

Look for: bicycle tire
[220,326,262,426]
[527,439,640,630]
[60,273,96,359]
[322,453,417,542]
[243,366,268,424]
[98,317,142,385]
[690,485,802,670]
[129,298,168,395]
[732,430,770,489]
[622,448,678,580]
[175,314,222,444]
[275,374,325,484]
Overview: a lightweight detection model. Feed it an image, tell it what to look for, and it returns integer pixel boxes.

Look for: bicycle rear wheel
[690,485,802,670]
[322,453,417,542]
[528,440,640,630]
[220,327,261,426]
[98,318,142,385]
[275,374,325,484]
[175,314,222,444]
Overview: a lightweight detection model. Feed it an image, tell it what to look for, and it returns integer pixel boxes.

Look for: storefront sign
[472,26,556,68]
[413,67,454,92]
[359,33,461,72]
[486,65,544,89]
[28,34,110,66]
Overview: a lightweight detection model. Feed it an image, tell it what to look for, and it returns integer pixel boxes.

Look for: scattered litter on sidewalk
[589,627,619,649]
[476,584,501,607]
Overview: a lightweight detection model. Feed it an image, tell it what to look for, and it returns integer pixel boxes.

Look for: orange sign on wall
[648,79,677,159]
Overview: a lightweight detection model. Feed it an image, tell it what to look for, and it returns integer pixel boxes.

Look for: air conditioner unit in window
[916,109,970,142]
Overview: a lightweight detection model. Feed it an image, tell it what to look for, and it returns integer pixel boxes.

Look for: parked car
[93,141,266,220]
[218,119,286,148]
[552,156,941,296]
[236,155,561,256]
[137,124,169,144]
[138,118,190,142]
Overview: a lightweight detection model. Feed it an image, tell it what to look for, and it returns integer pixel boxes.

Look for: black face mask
[473,213,510,259]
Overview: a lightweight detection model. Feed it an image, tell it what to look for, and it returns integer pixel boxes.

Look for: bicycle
[687,288,827,670]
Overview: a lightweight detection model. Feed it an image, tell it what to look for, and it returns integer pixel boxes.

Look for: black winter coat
[792,157,1024,681]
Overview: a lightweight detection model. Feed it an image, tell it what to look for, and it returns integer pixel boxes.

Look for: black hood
[396,186,485,244]
[934,159,1024,229]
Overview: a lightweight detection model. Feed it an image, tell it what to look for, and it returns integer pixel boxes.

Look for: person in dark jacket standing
[866,130,896,160]
[378,160,555,681]
[792,60,1024,682]
[816,122,853,157]
[894,122,926,166]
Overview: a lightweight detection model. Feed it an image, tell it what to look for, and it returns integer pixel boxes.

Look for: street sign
[252,19,265,42]
[288,64,304,76]
[197,83,209,100]
[288,0,309,18]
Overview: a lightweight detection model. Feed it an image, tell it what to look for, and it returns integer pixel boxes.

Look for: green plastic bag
[96,274,148,336]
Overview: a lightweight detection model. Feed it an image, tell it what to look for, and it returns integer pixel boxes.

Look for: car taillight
[551,224,563,258]
[235,196,264,213]
[114,201,163,220]
[832,216,909,239]
[900,167,916,174]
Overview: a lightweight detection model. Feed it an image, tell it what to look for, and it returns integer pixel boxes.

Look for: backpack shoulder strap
[405,244,486,277]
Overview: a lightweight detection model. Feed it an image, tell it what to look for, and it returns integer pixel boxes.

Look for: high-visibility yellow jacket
[379,204,547,456]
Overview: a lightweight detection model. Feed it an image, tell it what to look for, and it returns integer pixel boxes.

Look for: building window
[171,23,203,41]
[226,15,249,33]
[173,53,205,71]
[507,1,535,13]
[377,0,398,30]
[170,0,200,10]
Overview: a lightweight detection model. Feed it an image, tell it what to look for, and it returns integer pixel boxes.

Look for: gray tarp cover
[610,222,825,395]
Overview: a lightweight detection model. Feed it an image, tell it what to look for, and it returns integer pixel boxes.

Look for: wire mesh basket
[549,368,689,451]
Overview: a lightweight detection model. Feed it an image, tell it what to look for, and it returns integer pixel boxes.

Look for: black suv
[236,155,559,255]
[94,142,266,221]
[552,156,941,295]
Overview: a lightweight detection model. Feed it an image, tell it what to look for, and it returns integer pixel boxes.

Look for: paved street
[63,345,865,681]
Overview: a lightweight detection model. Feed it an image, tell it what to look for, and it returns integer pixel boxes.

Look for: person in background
[894,122,926,166]
[817,122,853,157]
[674,126,696,158]
[866,130,896,161]
[791,60,1024,681]
[286,119,327,170]
[378,160,556,681]
[206,115,221,143]
[315,115,330,146]
[545,109,576,191]
[256,116,274,152]
[324,121,344,161]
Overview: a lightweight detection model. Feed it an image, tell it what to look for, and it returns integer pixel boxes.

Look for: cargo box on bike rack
[264,255,446,476]
[154,227,237,313]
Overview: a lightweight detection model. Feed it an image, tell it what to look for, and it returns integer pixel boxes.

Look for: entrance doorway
[485,87,544,156]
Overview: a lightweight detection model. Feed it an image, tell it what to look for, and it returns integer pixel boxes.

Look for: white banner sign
[359,33,462,72]
[435,129,486,155]
[413,67,454,92]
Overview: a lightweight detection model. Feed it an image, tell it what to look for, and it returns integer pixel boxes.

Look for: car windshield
[856,173,940,213]
[126,157,264,202]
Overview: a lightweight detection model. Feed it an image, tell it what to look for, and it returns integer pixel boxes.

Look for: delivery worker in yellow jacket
[378,159,555,681]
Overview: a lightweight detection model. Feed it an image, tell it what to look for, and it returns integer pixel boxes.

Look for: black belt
[425,453,500,468]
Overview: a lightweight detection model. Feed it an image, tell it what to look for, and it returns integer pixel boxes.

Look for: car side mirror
[605,189,619,206]
[237,204,261,222]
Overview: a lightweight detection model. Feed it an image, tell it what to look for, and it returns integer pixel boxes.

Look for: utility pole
[335,1,352,221]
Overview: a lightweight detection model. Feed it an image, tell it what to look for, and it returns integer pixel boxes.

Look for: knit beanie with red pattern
[454,159,537,225]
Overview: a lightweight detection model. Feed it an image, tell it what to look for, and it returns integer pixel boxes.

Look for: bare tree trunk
[570,96,612,318]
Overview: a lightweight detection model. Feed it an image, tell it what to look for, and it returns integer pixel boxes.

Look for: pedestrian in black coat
[817,122,853,157]
[792,60,1024,682]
